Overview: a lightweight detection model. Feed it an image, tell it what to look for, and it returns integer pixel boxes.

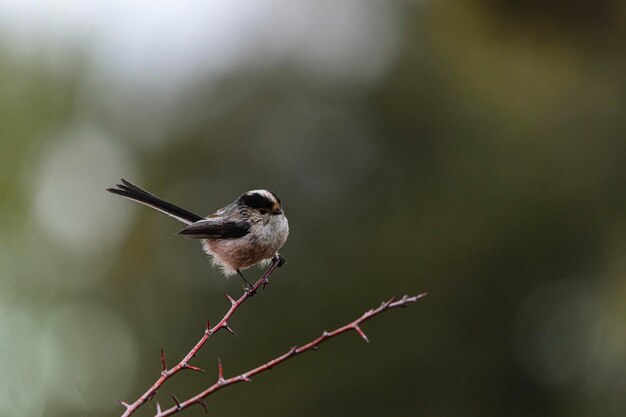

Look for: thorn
[184,364,205,373]
[239,374,252,382]
[354,325,370,343]
[147,391,157,402]
[380,297,395,309]
[217,357,224,382]
[223,323,237,336]
[156,402,162,414]
[160,348,167,373]
[289,346,298,356]
[224,292,236,305]
[118,400,130,409]
[312,346,319,351]
[199,399,208,414]
[206,318,212,334]
[322,331,330,337]
[170,394,181,410]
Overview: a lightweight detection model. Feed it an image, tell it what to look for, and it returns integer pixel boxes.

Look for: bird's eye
[259,209,268,215]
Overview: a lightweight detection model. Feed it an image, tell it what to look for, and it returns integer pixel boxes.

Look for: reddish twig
[152,293,427,417]
[120,259,283,417]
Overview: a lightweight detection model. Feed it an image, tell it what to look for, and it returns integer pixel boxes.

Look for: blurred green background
[1,1,625,416]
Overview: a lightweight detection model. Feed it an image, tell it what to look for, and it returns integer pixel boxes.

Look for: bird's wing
[178,219,250,239]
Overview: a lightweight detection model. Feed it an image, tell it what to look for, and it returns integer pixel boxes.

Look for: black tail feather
[107,179,204,225]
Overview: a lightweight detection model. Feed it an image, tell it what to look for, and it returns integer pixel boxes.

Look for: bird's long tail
[107,179,203,225]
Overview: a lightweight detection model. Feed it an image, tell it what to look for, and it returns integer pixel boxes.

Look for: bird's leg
[236,270,253,292]
[237,255,285,293]
[261,254,286,289]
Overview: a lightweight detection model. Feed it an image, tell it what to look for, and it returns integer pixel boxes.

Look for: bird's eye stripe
[240,193,274,210]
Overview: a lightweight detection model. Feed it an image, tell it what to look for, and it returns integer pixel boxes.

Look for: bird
[106,179,288,288]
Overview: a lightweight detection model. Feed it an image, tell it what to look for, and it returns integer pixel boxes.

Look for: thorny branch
[120,258,284,417]
[151,293,428,417]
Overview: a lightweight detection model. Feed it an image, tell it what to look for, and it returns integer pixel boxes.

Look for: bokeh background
[1,1,625,416]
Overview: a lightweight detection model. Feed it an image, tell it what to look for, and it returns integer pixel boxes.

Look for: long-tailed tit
[107,179,288,287]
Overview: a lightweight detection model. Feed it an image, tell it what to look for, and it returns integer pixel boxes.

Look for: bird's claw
[243,283,256,295]
[275,254,286,268]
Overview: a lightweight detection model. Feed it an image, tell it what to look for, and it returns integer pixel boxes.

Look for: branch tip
[156,402,162,414]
